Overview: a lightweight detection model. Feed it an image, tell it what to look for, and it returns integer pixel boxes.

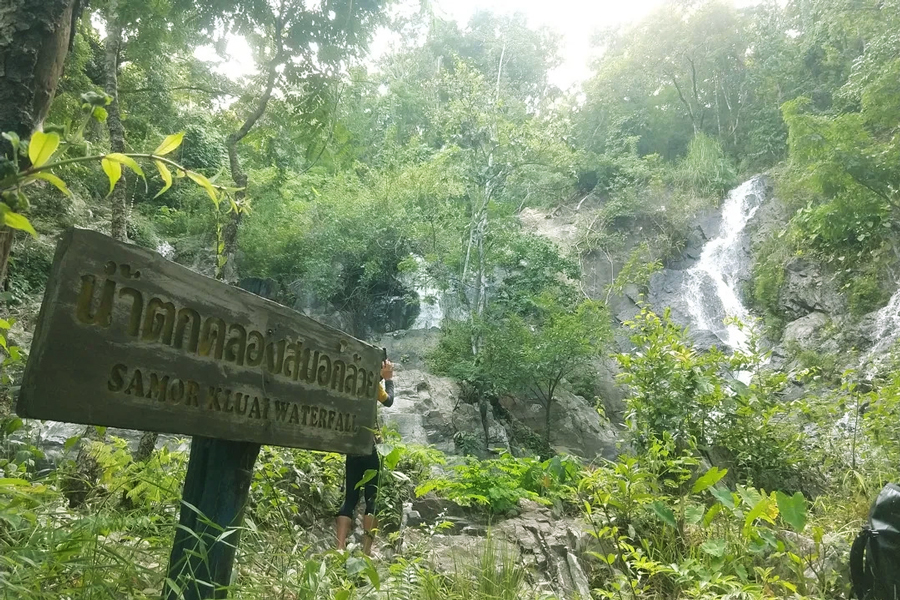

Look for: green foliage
[672,133,738,198]
[417,451,581,516]
[618,307,815,492]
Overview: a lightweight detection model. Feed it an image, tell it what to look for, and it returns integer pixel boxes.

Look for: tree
[181,0,392,281]
[0,0,82,286]
[484,297,611,444]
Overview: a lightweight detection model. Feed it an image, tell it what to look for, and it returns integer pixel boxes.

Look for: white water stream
[681,177,767,350]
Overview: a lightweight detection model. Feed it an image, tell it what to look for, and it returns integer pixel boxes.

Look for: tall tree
[182,0,392,281]
[0,0,80,286]
[104,0,128,241]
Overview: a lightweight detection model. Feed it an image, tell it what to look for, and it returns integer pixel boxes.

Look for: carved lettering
[249,397,262,419]
[245,330,265,367]
[141,297,176,344]
[289,403,300,424]
[265,339,287,374]
[124,369,144,396]
[169,379,185,404]
[317,354,332,387]
[108,363,127,391]
[344,364,358,396]
[206,386,221,411]
[235,393,248,415]
[224,325,247,365]
[186,380,201,407]
[75,261,117,326]
[356,367,367,399]
[146,372,170,402]
[173,308,201,352]
[301,404,310,425]
[282,341,304,380]
[274,401,289,421]
[222,389,234,413]
[199,317,226,360]
[119,287,144,336]
[331,360,346,392]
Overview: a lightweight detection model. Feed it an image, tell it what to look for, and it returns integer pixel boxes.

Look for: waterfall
[682,177,766,349]
[412,282,444,329]
[860,285,900,373]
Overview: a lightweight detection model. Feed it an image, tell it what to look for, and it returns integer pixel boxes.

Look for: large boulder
[499,389,622,461]
[403,498,598,599]
[777,258,845,321]
[782,311,831,350]
[380,368,509,455]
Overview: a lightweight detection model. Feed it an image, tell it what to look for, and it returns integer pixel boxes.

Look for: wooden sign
[17,227,381,456]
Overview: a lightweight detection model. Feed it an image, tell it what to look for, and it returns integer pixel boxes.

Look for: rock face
[777,258,845,321]
[380,367,622,461]
[403,498,597,599]
[499,389,621,461]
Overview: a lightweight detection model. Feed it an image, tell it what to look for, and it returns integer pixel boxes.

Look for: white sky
[195,0,767,89]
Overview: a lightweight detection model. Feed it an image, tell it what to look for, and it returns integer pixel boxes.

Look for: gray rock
[782,312,830,350]
[380,369,459,454]
[778,258,845,321]
[499,389,622,461]
[404,498,600,599]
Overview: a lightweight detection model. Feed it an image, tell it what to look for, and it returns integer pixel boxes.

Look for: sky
[195,0,767,90]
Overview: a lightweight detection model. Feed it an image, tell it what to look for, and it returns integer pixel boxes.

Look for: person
[336,359,394,555]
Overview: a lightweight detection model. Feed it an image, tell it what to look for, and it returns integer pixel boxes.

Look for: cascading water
[411,282,444,329]
[682,177,767,350]
[860,285,900,373]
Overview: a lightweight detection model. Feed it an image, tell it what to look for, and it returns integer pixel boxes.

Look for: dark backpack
[850,483,900,600]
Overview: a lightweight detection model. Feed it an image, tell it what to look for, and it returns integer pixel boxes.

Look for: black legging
[338,448,380,517]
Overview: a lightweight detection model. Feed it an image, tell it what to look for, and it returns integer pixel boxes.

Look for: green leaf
[385,447,403,471]
[33,172,72,197]
[356,469,377,490]
[693,466,728,494]
[700,539,727,557]
[28,131,60,167]
[154,132,185,156]
[2,207,37,238]
[743,496,770,537]
[92,106,108,123]
[650,501,677,528]
[106,153,147,192]
[685,503,705,525]
[101,158,122,196]
[2,132,20,151]
[106,153,146,179]
[186,170,219,205]
[776,490,807,532]
[710,486,735,510]
[154,161,173,198]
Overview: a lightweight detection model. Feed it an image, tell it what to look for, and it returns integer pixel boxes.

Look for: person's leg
[362,450,380,556]
[337,456,361,550]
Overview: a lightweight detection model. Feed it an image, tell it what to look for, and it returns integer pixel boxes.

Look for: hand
[381,359,394,381]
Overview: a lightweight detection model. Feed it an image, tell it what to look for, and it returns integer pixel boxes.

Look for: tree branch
[120,85,228,96]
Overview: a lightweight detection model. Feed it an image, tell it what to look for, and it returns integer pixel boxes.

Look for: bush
[672,133,737,198]
[416,451,580,515]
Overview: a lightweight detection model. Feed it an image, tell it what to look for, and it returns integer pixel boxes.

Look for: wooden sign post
[17,228,383,598]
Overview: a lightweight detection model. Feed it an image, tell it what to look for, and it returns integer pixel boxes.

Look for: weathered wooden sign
[17,227,381,456]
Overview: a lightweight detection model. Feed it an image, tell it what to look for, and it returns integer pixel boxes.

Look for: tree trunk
[544,399,552,445]
[0,0,78,288]
[104,2,128,242]
[222,136,247,283]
